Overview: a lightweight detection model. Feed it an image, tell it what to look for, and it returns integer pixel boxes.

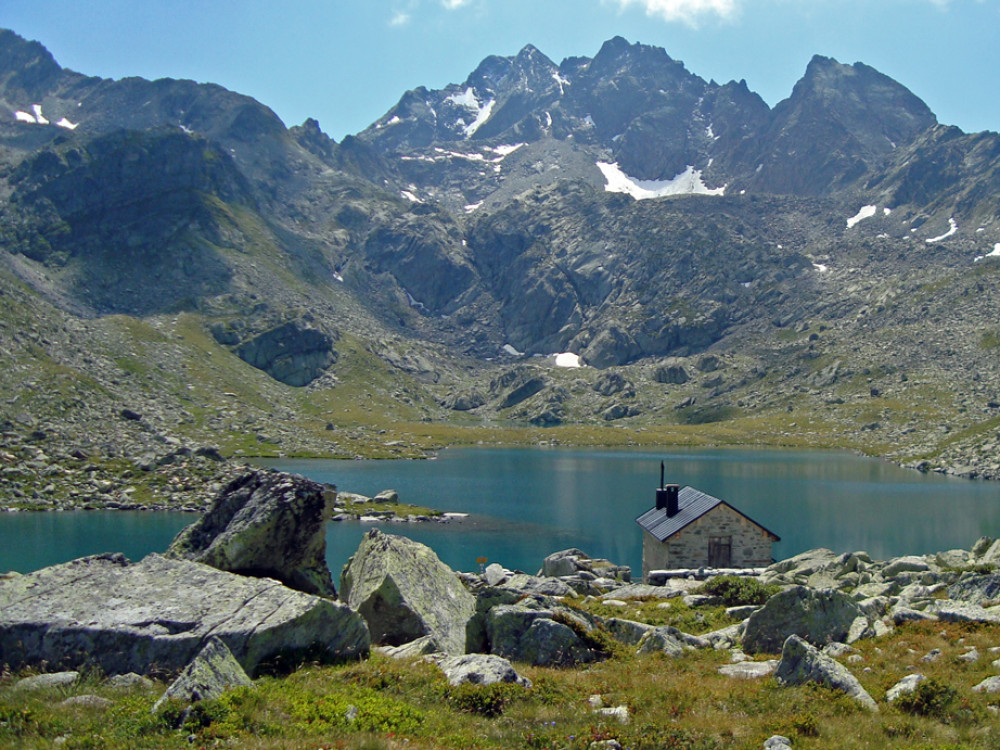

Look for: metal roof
[635,486,780,543]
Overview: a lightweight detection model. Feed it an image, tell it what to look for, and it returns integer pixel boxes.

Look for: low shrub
[697,576,781,606]
[894,678,957,719]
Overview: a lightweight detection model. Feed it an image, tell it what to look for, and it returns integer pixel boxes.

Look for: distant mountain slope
[1,28,999,483]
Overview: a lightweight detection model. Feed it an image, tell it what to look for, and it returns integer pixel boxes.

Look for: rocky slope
[1,27,999,506]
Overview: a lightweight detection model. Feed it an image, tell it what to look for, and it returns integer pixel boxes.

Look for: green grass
[5,621,1000,749]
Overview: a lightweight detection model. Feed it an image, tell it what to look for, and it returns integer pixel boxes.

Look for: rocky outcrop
[151,636,253,712]
[231,319,337,387]
[339,529,476,655]
[774,635,878,711]
[0,553,369,677]
[742,586,862,655]
[166,469,337,597]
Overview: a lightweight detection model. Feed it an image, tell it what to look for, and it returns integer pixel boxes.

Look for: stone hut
[635,484,779,582]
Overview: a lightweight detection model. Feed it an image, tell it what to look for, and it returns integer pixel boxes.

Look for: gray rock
[763,736,793,750]
[373,489,399,504]
[891,605,939,625]
[483,563,510,586]
[594,705,630,724]
[377,635,442,659]
[886,673,926,702]
[702,622,745,650]
[604,618,653,646]
[166,469,337,597]
[743,586,863,654]
[718,660,778,679]
[948,573,1000,605]
[602,583,674,600]
[501,573,575,598]
[972,676,1000,693]
[774,635,878,712]
[0,553,369,677]
[13,671,79,691]
[883,556,932,578]
[931,602,1000,624]
[106,673,154,690]
[61,695,113,709]
[920,648,942,663]
[485,604,603,667]
[435,654,532,687]
[339,529,476,655]
[152,637,253,712]
[726,605,761,620]
[635,627,686,657]
[958,647,980,663]
[540,548,630,581]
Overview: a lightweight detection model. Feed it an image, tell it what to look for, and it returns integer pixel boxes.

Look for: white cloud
[612,0,739,25]
[612,0,954,26]
[442,0,471,8]
[389,10,411,26]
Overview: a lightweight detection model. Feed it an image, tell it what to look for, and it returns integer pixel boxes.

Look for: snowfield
[596,162,726,200]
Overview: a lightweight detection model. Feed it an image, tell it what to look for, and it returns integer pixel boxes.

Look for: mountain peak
[0,29,63,99]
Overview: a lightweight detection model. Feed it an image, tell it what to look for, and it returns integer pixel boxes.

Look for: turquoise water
[2,447,999,578]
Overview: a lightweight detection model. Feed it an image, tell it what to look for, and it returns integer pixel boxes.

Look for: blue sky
[4,0,998,140]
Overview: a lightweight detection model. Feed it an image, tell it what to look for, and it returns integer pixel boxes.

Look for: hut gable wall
[642,503,774,578]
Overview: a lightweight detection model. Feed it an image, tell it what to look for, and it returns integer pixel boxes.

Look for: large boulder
[152,636,253,712]
[948,573,1000,605]
[166,469,337,597]
[485,602,604,667]
[0,553,369,677]
[774,635,878,712]
[339,529,476,655]
[742,586,862,655]
[231,319,337,387]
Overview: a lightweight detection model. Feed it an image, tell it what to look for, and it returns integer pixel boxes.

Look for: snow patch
[926,218,957,244]
[406,291,426,310]
[400,190,421,203]
[583,115,596,128]
[445,87,495,138]
[554,352,584,368]
[13,105,76,129]
[705,123,719,141]
[502,344,523,356]
[974,243,1000,263]
[846,205,877,229]
[489,143,525,158]
[333,272,344,283]
[883,207,892,216]
[596,162,726,200]
[813,263,829,273]
[552,72,570,95]
[464,202,483,214]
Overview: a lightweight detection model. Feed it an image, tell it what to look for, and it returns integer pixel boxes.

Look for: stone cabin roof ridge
[635,485,781,543]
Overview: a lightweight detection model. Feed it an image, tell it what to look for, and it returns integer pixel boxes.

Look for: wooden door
[708,536,732,567]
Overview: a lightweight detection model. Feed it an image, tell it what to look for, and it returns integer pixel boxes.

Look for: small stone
[958,648,980,663]
[61,695,113,709]
[13,672,79,691]
[972,676,1000,694]
[594,705,630,725]
[886,673,926,702]
[764,735,793,750]
[920,648,942,663]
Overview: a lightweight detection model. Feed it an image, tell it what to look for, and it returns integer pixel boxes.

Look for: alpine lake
[3,447,1000,578]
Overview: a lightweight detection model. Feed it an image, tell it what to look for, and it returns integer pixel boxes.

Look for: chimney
[655,483,680,517]
[654,463,680,516]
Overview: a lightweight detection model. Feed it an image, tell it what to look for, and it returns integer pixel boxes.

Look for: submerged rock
[0,553,369,677]
[166,469,337,597]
